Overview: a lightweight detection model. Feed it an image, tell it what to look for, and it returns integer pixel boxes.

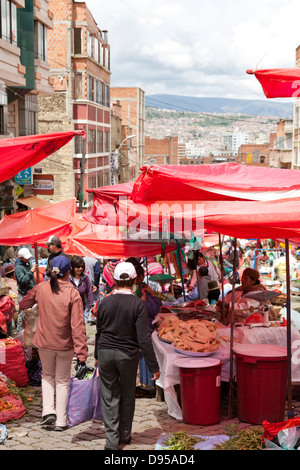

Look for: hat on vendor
[207,280,220,291]
[18,247,32,260]
[50,255,71,276]
[4,264,15,276]
[243,267,260,280]
[114,262,137,281]
[46,235,62,248]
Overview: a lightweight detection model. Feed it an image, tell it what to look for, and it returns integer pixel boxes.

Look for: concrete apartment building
[269,119,293,169]
[0,0,54,217]
[37,0,111,205]
[110,87,145,180]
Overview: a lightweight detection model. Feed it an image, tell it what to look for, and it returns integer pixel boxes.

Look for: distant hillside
[145,94,294,118]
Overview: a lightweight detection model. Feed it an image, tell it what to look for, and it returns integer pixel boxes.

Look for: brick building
[238,143,270,166]
[145,135,178,165]
[37,0,111,205]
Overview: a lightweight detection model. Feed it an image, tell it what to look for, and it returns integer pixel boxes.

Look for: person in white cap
[94,262,160,451]
[15,247,36,331]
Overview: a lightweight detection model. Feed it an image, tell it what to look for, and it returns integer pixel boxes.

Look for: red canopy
[246,68,300,98]
[0,130,85,183]
[130,163,300,203]
[0,199,77,246]
[117,197,300,243]
[62,222,177,259]
[84,182,134,224]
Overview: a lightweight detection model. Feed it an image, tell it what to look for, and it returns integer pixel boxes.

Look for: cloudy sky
[85,0,300,101]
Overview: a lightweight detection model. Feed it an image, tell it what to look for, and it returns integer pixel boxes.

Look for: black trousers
[98,348,139,450]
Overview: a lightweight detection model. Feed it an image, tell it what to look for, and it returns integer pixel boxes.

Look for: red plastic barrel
[174,357,222,425]
[234,344,287,424]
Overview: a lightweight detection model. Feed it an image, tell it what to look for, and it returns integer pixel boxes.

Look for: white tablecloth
[152,324,300,420]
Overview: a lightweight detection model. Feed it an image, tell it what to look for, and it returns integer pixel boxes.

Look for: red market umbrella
[247,68,300,98]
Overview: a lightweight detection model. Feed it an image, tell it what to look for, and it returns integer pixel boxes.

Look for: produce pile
[157,315,220,353]
[0,373,26,423]
[0,338,18,349]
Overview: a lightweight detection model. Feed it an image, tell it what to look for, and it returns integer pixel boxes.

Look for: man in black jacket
[45,236,69,278]
[94,262,160,450]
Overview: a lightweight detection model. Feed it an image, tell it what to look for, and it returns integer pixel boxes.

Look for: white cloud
[85,0,300,100]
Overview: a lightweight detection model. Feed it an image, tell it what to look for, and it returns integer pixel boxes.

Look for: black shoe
[54,425,68,432]
[40,414,56,426]
[119,436,132,445]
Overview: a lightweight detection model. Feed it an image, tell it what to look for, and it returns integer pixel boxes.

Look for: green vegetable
[214,425,264,450]
[162,431,206,450]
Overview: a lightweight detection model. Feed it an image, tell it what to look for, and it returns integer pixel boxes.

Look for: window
[74,73,82,99]
[104,131,110,152]
[34,21,48,61]
[0,81,7,135]
[74,28,82,54]
[97,130,103,153]
[18,94,38,136]
[260,155,266,164]
[88,75,94,101]
[106,84,110,107]
[0,0,17,45]
[94,37,99,62]
[88,129,96,154]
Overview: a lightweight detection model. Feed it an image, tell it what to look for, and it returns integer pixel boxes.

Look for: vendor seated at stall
[217,267,265,323]
[207,280,221,305]
[179,266,211,302]
[224,267,265,303]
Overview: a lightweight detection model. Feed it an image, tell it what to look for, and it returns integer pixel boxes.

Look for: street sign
[33,174,54,195]
[15,168,32,185]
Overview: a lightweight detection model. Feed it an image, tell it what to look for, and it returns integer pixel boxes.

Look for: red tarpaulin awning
[0,130,85,183]
[62,222,177,259]
[84,182,134,224]
[0,199,77,246]
[247,68,300,98]
[117,197,300,243]
[130,163,300,203]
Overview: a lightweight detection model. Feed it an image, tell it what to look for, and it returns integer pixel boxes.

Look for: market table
[152,324,300,420]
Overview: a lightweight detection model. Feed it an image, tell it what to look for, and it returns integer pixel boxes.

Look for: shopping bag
[66,369,102,427]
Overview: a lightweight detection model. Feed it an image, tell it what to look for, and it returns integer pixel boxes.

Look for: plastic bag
[66,369,102,427]
[0,296,15,323]
[23,304,39,348]
[263,418,300,450]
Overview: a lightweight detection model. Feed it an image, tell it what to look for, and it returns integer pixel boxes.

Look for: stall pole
[195,251,201,300]
[218,233,225,323]
[176,240,186,302]
[285,238,294,419]
[34,243,40,284]
[228,238,237,419]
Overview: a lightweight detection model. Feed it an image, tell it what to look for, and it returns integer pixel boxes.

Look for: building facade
[292,46,300,169]
[110,87,145,179]
[37,0,111,205]
[0,0,54,216]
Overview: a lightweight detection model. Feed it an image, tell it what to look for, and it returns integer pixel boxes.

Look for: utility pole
[78,125,86,213]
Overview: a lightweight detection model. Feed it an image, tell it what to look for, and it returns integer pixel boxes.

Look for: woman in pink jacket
[19,256,88,431]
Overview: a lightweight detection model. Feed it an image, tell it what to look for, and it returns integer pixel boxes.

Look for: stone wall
[38,93,75,202]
